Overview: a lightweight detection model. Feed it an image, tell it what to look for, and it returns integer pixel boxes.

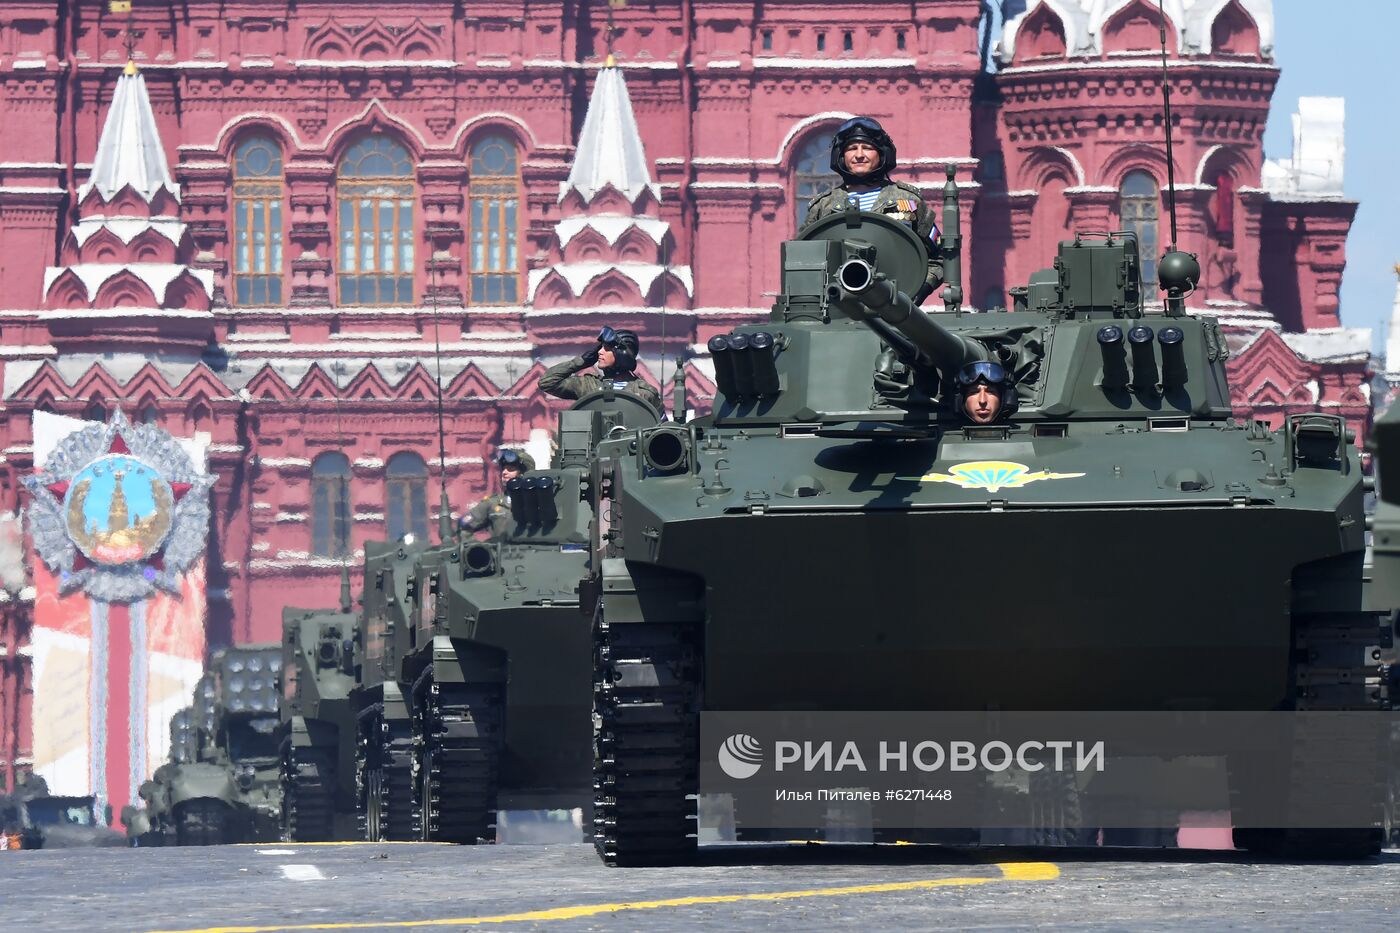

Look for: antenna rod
[1157,0,1179,250]
[428,256,452,544]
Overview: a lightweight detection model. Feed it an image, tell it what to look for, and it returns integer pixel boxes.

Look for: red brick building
[0,0,1372,792]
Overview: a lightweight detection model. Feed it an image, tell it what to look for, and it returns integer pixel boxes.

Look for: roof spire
[79,64,178,205]
[563,66,657,204]
[1385,264,1400,396]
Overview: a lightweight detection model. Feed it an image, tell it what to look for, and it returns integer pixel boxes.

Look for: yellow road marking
[148,861,1059,933]
[997,861,1061,881]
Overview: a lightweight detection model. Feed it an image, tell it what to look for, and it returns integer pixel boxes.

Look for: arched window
[1119,171,1160,290]
[1209,170,1235,248]
[140,404,160,425]
[84,399,106,422]
[337,136,415,306]
[793,133,839,230]
[311,452,351,558]
[385,452,428,542]
[232,137,285,306]
[469,134,521,305]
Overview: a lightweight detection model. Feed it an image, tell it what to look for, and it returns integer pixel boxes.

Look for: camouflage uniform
[460,449,535,538]
[802,180,943,299]
[538,357,662,412]
[460,494,513,538]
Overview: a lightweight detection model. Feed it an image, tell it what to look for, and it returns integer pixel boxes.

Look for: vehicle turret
[279,563,359,841]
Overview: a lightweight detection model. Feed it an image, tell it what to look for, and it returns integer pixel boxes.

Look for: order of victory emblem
[919,460,1086,493]
[23,410,214,602]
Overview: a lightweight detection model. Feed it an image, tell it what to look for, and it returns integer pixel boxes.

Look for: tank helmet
[955,360,1018,416]
[495,448,535,473]
[829,117,897,184]
[598,326,640,374]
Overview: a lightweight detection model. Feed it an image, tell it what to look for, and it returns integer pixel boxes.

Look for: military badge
[23,410,214,601]
[919,460,1086,493]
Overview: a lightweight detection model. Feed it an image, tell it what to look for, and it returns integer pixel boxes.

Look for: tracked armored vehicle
[154,646,282,845]
[206,644,284,843]
[279,568,359,841]
[587,168,1389,865]
[1366,403,1400,846]
[399,394,660,843]
[353,535,429,840]
[122,706,197,845]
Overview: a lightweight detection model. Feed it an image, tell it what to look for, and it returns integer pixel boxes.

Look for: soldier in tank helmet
[538,326,661,412]
[800,116,944,302]
[459,447,536,537]
[955,360,1018,425]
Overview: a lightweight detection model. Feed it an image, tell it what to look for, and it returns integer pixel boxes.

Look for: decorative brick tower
[42,63,214,354]
[527,59,694,396]
[988,0,1370,438]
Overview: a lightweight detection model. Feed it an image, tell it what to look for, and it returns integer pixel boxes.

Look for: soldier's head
[955,360,1017,425]
[495,448,534,482]
[596,326,640,375]
[830,117,896,185]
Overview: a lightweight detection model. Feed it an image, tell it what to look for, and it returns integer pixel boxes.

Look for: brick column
[285,161,335,307]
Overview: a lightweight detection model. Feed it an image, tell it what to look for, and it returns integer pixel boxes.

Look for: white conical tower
[528,58,692,316]
[41,61,212,350]
[78,61,180,205]
[1384,264,1400,406]
[561,58,660,205]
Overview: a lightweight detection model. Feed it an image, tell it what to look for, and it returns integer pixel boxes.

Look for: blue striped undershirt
[846,189,882,211]
[846,188,939,243]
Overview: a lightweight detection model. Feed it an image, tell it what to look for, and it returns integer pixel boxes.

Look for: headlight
[229,676,245,693]
[235,764,256,790]
[229,659,245,673]
[248,657,263,673]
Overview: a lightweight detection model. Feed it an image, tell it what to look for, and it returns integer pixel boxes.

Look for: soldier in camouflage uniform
[800,117,943,302]
[538,326,661,412]
[459,448,536,538]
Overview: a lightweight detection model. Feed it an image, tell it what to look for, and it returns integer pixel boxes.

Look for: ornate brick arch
[1019,146,1082,190]
[1206,0,1264,57]
[450,112,539,159]
[1013,3,1069,62]
[324,104,427,166]
[303,21,355,60]
[204,113,303,159]
[1098,144,1174,190]
[213,118,297,162]
[1099,0,1178,55]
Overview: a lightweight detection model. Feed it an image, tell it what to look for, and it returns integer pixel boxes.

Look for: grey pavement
[2,841,1399,932]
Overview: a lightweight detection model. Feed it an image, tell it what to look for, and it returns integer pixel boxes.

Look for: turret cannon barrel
[830,257,989,379]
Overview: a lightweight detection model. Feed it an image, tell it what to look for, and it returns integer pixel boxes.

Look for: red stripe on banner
[105,601,131,825]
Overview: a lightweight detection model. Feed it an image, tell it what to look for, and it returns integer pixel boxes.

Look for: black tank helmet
[954,360,1018,418]
[829,117,896,186]
[598,326,640,375]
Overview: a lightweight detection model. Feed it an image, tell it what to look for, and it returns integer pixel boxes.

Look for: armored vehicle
[349,392,658,844]
[18,794,124,849]
[154,647,282,844]
[123,705,197,845]
[2,776,122,849]
[401,395,659,843]
[280,569,359,841]
[142,676,238,845]
[353,535,429,840]
[1366,403,1400,846]
[587,168,1389,865]
[205,644,284,842]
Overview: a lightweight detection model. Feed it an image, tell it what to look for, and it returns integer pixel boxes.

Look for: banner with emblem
[21,411,213,822]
